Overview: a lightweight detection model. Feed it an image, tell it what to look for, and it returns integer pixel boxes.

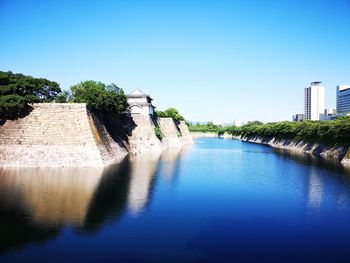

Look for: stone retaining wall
[235,135,350,166]
[158,118,182,148]
[0,104,193,167]
[0,103,128,167]
[127,114,162,154]
[178,121,193,143]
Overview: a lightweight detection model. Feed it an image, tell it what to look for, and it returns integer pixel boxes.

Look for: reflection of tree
[81,160,132,232]
[273,148,350,176]
[273,148,350,214]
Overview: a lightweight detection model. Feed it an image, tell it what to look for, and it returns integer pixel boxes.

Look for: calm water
[1,138,350,263]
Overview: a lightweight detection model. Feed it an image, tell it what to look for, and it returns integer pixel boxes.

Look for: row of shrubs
[188,122,222,133]
[218,119,350,146]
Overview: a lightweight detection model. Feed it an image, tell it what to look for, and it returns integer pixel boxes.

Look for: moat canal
[1,138,350,262]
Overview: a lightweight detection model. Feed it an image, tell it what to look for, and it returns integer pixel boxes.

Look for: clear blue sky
[1,0,350,123]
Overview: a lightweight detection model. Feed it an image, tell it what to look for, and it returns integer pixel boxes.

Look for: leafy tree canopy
[156,107,185,122]
[70,81,127,114]
[0,71,61,120]
[189,122,222,133]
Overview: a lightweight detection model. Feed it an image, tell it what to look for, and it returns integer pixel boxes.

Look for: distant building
[233,120,242,127]
[320,108,337,121]
[324,108,336,116]
[336,85,350,114]
[293,114,304,122]
[127,89,155,115]
[304,82,325,120]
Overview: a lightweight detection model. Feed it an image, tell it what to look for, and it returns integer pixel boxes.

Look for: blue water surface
[1,138,350,262]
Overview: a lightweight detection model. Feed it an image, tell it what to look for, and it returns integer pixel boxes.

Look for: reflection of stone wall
[127,153,160,215]
[343,149,350,168]
[0,103,128,167]
[0,167,104,226]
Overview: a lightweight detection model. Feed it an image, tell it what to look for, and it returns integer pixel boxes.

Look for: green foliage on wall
[1,71,129,122]
[0,71,61,121]
[154,126,164,141]
[156,107,185,122]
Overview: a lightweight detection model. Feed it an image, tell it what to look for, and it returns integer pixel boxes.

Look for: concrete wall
[0,103,128,167]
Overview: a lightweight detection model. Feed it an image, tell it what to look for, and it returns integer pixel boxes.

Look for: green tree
[0,71,61,121]
[156,107,185,122]
[70,81,127,114]
[55,90,72,103]
[188,122,222,133]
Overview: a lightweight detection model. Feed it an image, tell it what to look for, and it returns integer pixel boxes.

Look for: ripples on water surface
[1,138,350,262]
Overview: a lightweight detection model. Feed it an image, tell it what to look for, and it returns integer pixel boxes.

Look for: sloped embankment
[236,135,350,165]
[157,117,182,148]
[0,104,193,167]
[127,114,162,154]
[0,103,128,167]
[178,121,193,143]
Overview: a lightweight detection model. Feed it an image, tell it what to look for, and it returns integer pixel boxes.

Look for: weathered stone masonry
[0,103,128,167]
[157,118,181,148]
[0,103,193,167]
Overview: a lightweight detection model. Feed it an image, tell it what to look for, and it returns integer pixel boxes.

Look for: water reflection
[273,148,350,176]
[307,169,324,209]
[0,167,103,251]
[0,149,184,252]
[273,148,350,215]
[81,160,132,232]
[0,167,104,227]
[127,153,160,216]
[159,148,181,182]
[2,139,350,262]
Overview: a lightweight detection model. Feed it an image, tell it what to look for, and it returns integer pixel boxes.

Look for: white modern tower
[304,82,325,120]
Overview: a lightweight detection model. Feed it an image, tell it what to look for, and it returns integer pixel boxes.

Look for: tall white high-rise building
[304,82,325,120]
[336,85,350,114]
